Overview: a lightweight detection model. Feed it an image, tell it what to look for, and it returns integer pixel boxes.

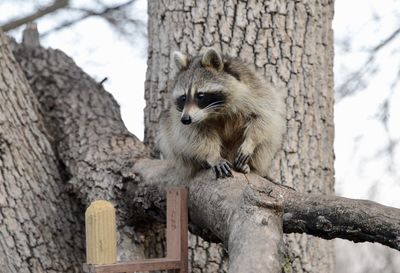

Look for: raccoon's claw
[212,159,233,178]
[236,163,250,174]
[234,151,251,171]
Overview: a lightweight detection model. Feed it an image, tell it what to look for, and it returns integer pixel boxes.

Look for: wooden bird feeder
[83,187,188,273]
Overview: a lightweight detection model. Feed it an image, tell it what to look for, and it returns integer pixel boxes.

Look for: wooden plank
[89,258,181,273]
[179,187,188,273]
[166,188,180,259]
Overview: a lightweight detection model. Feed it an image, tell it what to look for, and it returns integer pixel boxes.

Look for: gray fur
[173,51,188,71]
[159,48,285,178]
[201,48,223,71]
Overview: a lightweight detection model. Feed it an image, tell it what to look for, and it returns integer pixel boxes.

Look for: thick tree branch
[132,160,400,251]
[130,159,285,272]
[1,0,69,31]
[283,191,400,250]
[245,175,400,250]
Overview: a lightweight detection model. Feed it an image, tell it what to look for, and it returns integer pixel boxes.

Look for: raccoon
[158,48,285,179]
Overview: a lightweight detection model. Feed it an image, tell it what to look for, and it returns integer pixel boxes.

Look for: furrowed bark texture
[145,0,335,272]
[10,35,159,265]
[283,192,400,250]
[0,32,83,273]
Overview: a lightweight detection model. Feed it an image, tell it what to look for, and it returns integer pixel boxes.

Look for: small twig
[372,26,400,52]
[337,26,400,100]
[40,0,137,38]
[98,77,108,86]
[1,0,69,32]
[40,13,91,38]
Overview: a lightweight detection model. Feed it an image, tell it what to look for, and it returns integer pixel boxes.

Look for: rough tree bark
[1,1,400,273]
[8,32,153,268]
[0,31,83,273]
[145,0,335,272]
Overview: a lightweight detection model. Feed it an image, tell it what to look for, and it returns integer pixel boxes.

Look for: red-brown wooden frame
[83,187,188,273]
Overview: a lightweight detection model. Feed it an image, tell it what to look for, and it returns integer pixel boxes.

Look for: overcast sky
[333,0,400,206]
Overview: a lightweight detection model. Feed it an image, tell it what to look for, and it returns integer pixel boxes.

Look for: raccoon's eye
[175,95,186,112]
[196,92,205,100]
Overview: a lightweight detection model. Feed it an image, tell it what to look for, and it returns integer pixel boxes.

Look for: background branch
[1,0,69,31]
[337,26,400,100]
[40,0,140,38]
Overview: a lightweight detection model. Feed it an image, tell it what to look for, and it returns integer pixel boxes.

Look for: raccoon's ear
[173,51,188,71]
[202,48,223,71]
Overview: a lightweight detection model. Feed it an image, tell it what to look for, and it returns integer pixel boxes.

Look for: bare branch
[40,0,139,38]
[372,26,400,52]
[283,190,400,250]
[337,26,400,100]
[336,55,375,100]
[39,12,92,37]
[1,0,69,32]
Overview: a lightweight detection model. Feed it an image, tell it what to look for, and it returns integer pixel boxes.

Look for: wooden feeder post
[85,200,117,265]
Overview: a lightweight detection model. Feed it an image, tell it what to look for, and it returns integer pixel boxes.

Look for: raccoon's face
[171,49,232,125]
[173,82,226,125]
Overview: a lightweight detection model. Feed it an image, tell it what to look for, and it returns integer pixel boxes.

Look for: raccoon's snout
[181,114,192,125]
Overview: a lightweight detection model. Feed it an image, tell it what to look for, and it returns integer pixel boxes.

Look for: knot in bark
[242,185,283,214]
[316,215,332,232]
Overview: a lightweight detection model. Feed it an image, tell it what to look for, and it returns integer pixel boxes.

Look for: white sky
[1,0,399,207]
[333,0,400,206]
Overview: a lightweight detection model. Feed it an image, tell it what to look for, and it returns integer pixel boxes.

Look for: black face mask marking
[175,94,186,112]
[175,82,194,112]
[196,92,226,109]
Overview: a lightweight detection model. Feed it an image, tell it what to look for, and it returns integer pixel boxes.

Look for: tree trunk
[145,1,335,272]
[0,32,84,273]
[9,31,158,269]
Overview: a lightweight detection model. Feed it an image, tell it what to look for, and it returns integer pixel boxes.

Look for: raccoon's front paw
[212,159,233,178]
[234,150,251,173]
[236,163,250,174]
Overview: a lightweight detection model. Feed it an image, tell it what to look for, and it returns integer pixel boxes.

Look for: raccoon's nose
[181,115,192,125]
